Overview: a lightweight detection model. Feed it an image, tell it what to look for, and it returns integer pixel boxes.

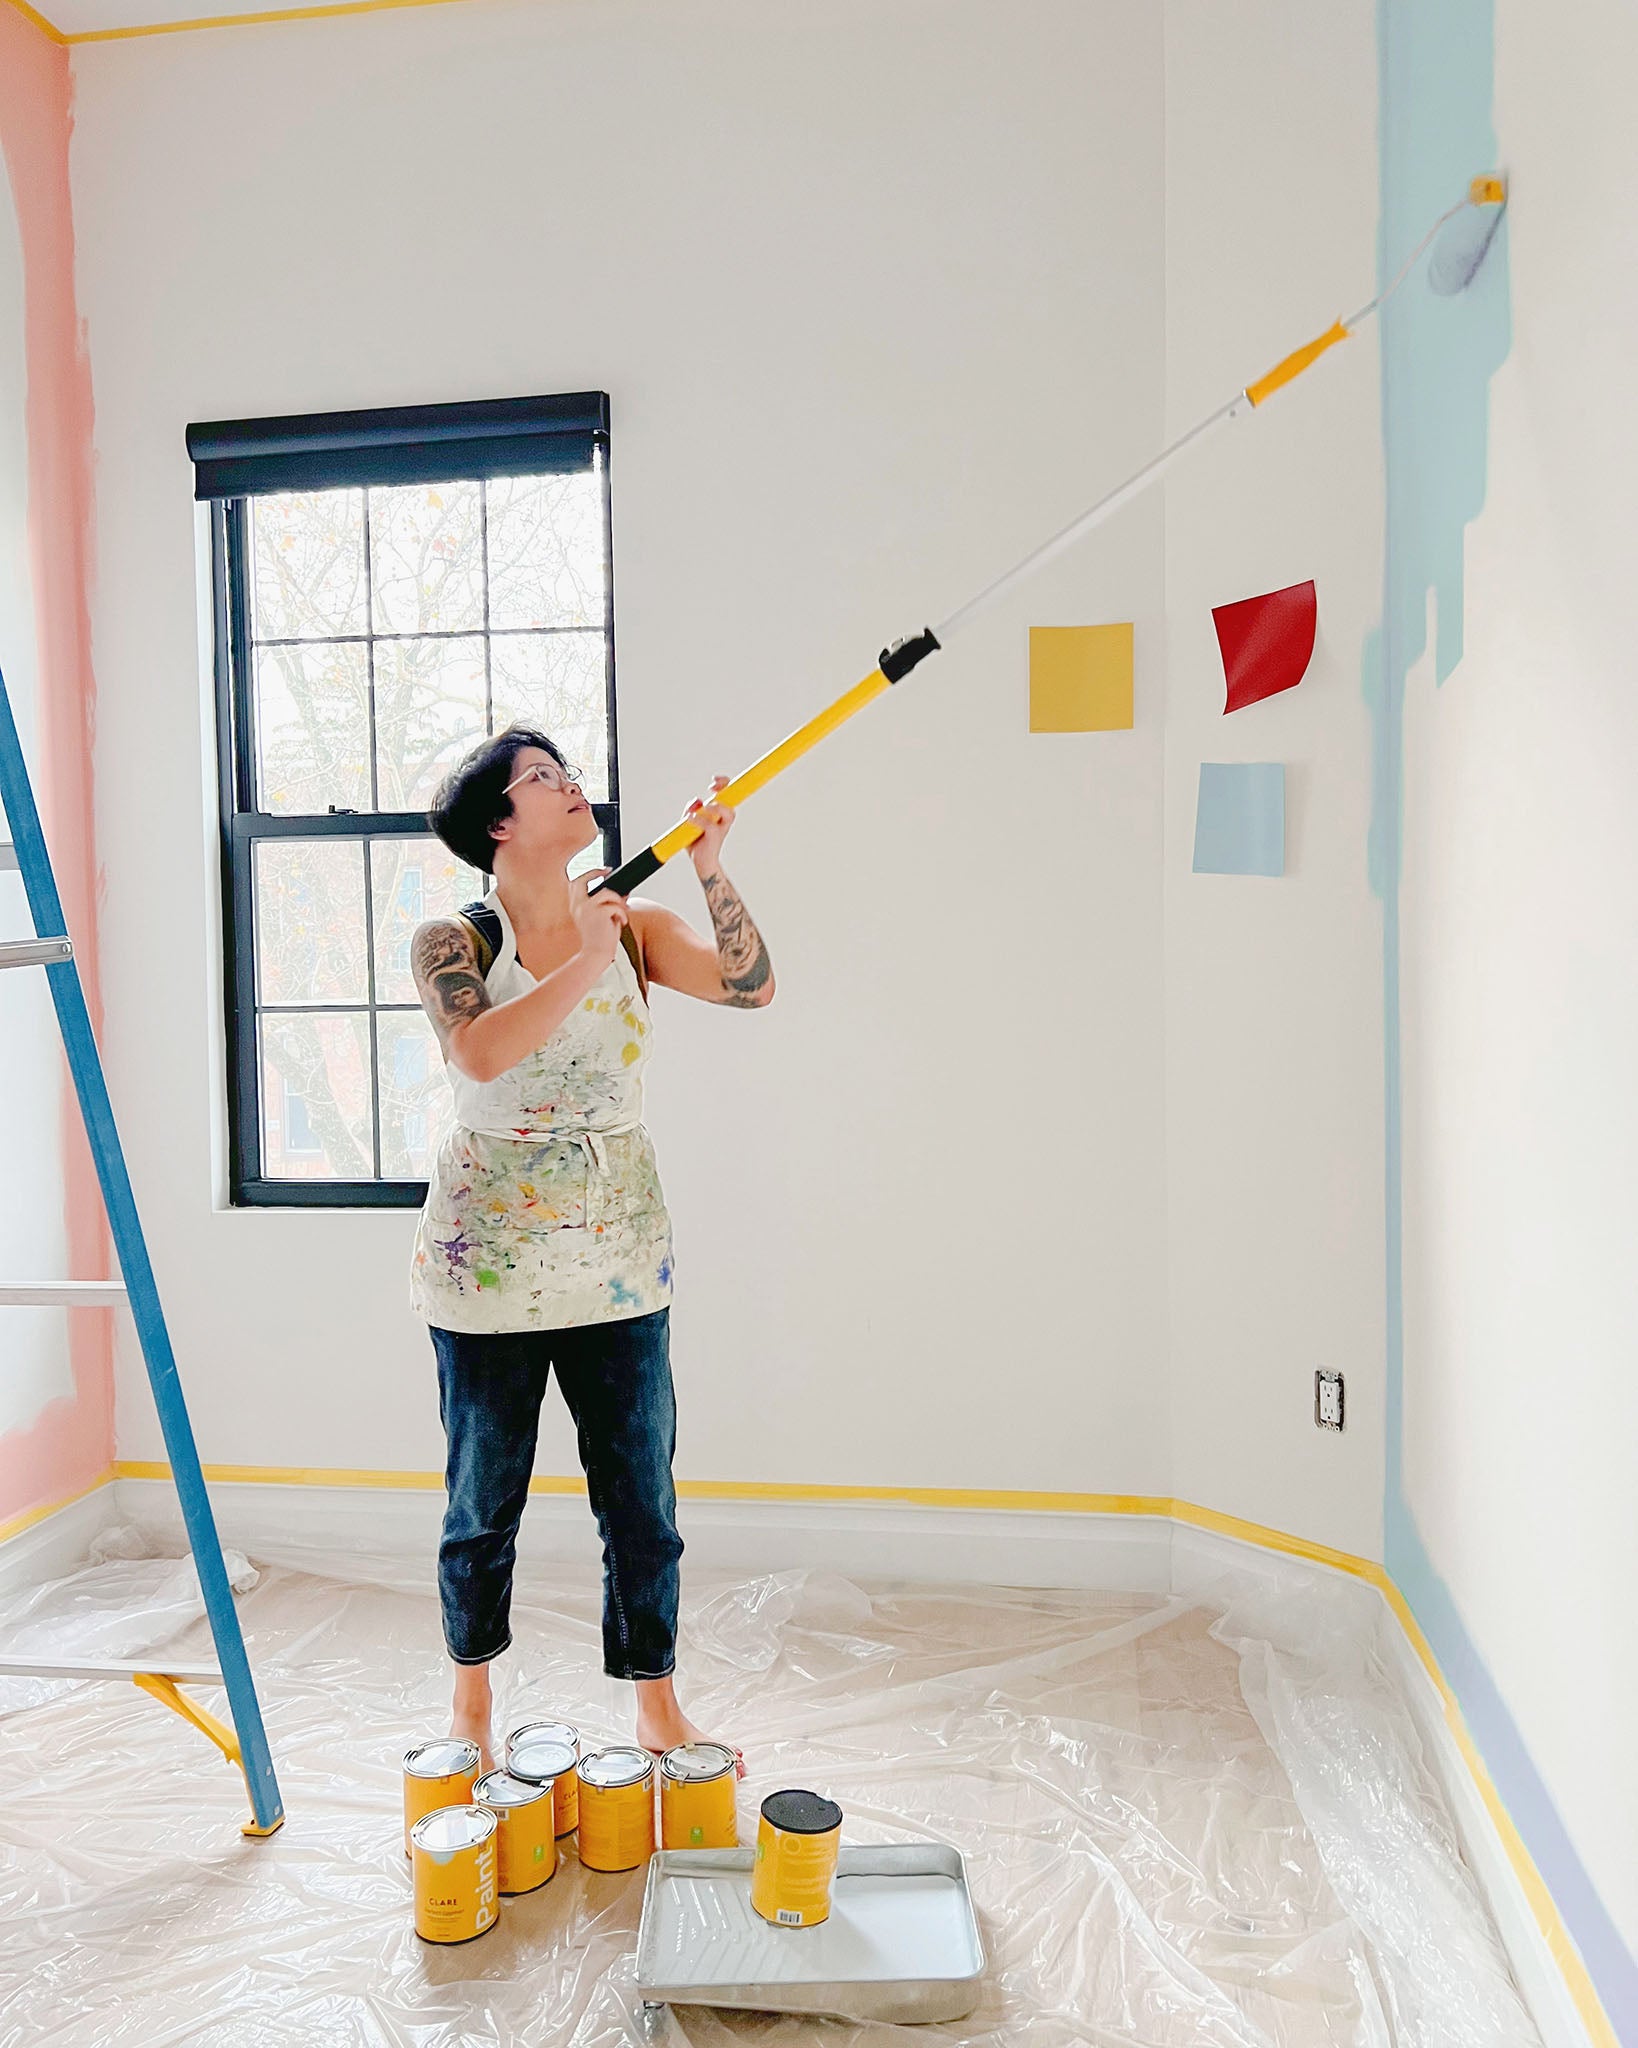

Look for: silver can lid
[506,1737,577,1786]
[410,1803,497,1853]
[660,1742,736,1784]
[474,1769,551,1810]
[579,1744,654,1790]
[403,1737,480,1779]
[506,1719,579,1759]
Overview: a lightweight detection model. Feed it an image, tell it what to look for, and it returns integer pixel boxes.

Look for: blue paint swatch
[1192,763,1284,876]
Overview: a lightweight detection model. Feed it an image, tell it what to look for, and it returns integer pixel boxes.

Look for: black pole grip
[879,628,940,683]
[589,846,663,897]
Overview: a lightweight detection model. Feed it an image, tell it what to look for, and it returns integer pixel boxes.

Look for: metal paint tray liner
[635,1843,985,2024]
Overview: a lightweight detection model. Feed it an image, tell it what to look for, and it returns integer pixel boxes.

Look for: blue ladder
[0,660,283,1837]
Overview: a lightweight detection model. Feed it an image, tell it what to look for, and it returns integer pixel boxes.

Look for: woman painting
[409,727,773,1766]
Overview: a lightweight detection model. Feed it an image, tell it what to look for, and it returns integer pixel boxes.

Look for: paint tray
[634,1843,985,2024]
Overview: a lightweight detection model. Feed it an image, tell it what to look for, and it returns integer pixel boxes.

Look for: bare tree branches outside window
[222,459,616,1200]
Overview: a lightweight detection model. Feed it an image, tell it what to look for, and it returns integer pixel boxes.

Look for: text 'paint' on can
[410,1804,500,1944]
[474,1769,557,1896]
[575,1746,656,1872]
[402,1737,481,1858]
[506,1721,581,1838]
[751,1789,843,1928]
[659,1742,739,1850]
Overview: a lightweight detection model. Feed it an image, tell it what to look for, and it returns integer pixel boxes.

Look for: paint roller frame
[1428,172,1509,295]
[593,175,1508,900]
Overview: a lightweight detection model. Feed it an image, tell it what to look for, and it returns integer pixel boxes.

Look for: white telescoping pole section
[932,394,1250,646]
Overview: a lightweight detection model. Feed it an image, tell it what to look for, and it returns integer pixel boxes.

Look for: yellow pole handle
[1245,318,1351,407]
[649,665,895,864]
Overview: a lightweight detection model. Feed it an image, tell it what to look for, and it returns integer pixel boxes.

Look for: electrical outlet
[1315,1370,1345,1431]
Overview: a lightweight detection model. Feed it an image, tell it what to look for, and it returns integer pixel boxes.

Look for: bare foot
[449,1662,496,1774]
[450,1705,495,1775]
[634,1687,745,1777]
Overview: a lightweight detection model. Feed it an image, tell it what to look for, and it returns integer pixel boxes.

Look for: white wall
[71,0,1173,1497]
[54,0,1637,1994]
[0,149,75,1444]
[1402,0,1638,1955]
[1163,1,1385,1560]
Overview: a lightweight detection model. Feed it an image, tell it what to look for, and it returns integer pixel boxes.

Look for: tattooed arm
[625,779,775,1009]
[699,867,775,1005]
[410,920,494,1067]
[411,886,627,1082]
[629,870,776,1010]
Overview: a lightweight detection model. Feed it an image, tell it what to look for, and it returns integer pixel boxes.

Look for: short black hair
[428,726,574,873]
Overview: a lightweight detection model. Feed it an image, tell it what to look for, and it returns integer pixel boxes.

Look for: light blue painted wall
[1372,1,1636,2032]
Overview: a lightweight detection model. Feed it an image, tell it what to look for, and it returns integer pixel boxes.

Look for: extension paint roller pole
[594,175,1506,898]
[0,664,284,1839]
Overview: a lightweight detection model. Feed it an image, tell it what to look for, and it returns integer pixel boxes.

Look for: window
[192,393,619,1206]
[282,1085,323,1157]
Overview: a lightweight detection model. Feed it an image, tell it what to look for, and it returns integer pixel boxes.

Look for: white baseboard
[0,1481,118,1597]
[116,1474,454,1566]
[112,1477,1174,1595]
[1379,1611,1591,2048]
[4,1475,1587,2045]
[676,1498,1173,1592]
[1169,1519,1311,1604]
[1171,1517,1591,2048]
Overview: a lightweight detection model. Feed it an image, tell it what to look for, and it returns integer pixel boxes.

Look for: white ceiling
[43,0,477,41]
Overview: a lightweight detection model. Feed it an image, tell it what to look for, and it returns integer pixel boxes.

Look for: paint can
[659,1742,739,1850]
[506,1720,581,1837]
[575,1745,656,1872]
[474,1769,557,1896]
[751,1789,843,1927]
[402,1736,481,1858]
[410,1803,500,1944]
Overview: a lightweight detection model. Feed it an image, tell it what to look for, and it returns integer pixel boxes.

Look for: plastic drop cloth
[0,1528,1542,2048]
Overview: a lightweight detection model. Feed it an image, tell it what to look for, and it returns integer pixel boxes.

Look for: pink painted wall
[0,3,113,1530]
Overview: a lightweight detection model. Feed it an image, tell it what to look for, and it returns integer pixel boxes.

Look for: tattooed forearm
[699,870,774,1007]
[411,922,494,1044]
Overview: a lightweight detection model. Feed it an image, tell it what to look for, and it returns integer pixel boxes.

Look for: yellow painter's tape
[47,0,479,45]
[3,0,68,43]
[97,1459,1614,2037]
[0,1468,116,1547]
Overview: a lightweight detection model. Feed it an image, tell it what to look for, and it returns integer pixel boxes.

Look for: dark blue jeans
[431,1309,682,1681]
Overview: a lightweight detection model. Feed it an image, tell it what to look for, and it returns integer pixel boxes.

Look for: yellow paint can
[401,1736,481,1858]
[751,1789,843,1927]
[575,1745,656,1872]
[410,1803,500,1945]
[659,1742,739,1850]
[506,1720,581,1838]
[474,1769,557,1896]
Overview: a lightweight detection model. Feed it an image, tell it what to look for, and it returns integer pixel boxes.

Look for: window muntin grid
[216,448,618,1206]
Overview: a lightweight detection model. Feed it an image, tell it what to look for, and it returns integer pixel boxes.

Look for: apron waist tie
[466,1123,638,1229]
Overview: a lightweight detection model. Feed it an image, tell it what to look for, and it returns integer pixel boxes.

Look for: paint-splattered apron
[410,892,674,1333]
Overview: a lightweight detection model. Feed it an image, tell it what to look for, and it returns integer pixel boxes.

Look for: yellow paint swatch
[1029,624,1134,732]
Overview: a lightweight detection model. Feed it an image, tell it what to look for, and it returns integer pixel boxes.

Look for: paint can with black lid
[750,1789,843,1927]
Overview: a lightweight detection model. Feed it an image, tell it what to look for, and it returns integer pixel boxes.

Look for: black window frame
[200,393,620,1208]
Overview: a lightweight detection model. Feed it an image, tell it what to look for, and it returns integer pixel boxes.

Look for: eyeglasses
[503,760,583,797]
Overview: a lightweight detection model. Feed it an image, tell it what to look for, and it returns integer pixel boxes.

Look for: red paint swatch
[1212,580,1317,714]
